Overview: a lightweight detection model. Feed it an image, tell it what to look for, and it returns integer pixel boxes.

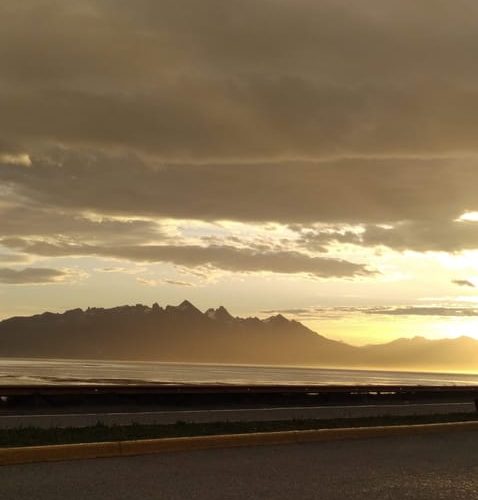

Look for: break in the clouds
[0,267,69,284]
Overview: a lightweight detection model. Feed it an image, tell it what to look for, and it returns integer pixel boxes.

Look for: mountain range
[0,300,476,372]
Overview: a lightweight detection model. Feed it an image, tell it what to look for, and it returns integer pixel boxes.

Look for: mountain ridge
[0,301,476,372]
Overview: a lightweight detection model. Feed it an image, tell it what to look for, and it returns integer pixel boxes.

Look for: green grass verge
[1,412,477,448]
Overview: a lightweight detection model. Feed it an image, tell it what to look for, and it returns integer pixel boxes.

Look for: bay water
[1,358,477,386]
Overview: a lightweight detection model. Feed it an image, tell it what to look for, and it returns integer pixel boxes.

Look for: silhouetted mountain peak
[176,300,202,315]
[152,302,162,313]
[206,306,234,322]
[263,313,289,325]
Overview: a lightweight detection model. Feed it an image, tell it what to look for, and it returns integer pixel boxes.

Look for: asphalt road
[2,430,478,499]
[0,401,474,428]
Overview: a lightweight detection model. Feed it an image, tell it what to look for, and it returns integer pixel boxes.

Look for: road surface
[0,401,474,428]
[1,430,478,499]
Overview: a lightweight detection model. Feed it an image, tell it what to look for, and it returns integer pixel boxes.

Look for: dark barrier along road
[2,429,478,499]
[1,384,477,428]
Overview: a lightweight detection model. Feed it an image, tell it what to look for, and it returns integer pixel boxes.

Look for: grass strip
[1,412,477,448]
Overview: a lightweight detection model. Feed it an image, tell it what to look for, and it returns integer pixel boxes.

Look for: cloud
[2,239,372,278]
[4,153,478,261]
[0,253,29,264]
[3,155,478,227]
[98,267,126,273]
[137,277,194,287]
[3,1,478,161]
[136,278,159,287]
[365,306,478,317]
[261,308,313,316]
[3,0,478,237]
[0,203,163,244]
[452,279,476,288]
[360,220,478,253]
[4,0,478,301]
[0,267,70,284]
[164,279,194,287]
[262,305,478,319]
[260,306,364,320]
[297,218,478,253]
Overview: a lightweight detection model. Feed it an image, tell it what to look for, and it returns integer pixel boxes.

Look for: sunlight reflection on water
[1,358,478,386]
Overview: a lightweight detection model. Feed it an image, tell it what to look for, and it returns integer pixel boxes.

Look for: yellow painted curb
[0,441,121,466]
[1,421,478,466]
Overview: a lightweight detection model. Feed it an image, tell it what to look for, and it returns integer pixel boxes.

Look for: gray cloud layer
[0,267,68,284]
[3,1,478,160]
[2,1,478,230]
[366,307,478,317]
[3,0,478,286]
[0,203,161,243]
[1,239,371,278]
[298,219,478,253]
[2,156,478,226]
[263,306,478,319]
[360,221,478,253]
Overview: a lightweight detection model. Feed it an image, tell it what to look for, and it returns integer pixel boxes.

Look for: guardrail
[1,384,478,411]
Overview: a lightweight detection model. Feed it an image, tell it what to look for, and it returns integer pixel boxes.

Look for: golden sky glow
[2,1,478,350]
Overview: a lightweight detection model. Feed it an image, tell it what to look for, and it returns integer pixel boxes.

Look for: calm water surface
[1,358,477,386]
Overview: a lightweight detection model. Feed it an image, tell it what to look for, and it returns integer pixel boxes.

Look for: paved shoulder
[2,430,478,499]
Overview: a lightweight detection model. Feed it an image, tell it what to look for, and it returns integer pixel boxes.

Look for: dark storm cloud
[0,267,69,284]
[1,239,372,278]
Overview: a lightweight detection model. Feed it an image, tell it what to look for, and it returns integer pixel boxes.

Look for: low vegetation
[1,413,477,448]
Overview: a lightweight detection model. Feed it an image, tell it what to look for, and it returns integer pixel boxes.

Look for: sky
[2,0,478,345]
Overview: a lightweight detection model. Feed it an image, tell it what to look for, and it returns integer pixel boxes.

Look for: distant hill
[0,301,477,372]
[360,335,478,373]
